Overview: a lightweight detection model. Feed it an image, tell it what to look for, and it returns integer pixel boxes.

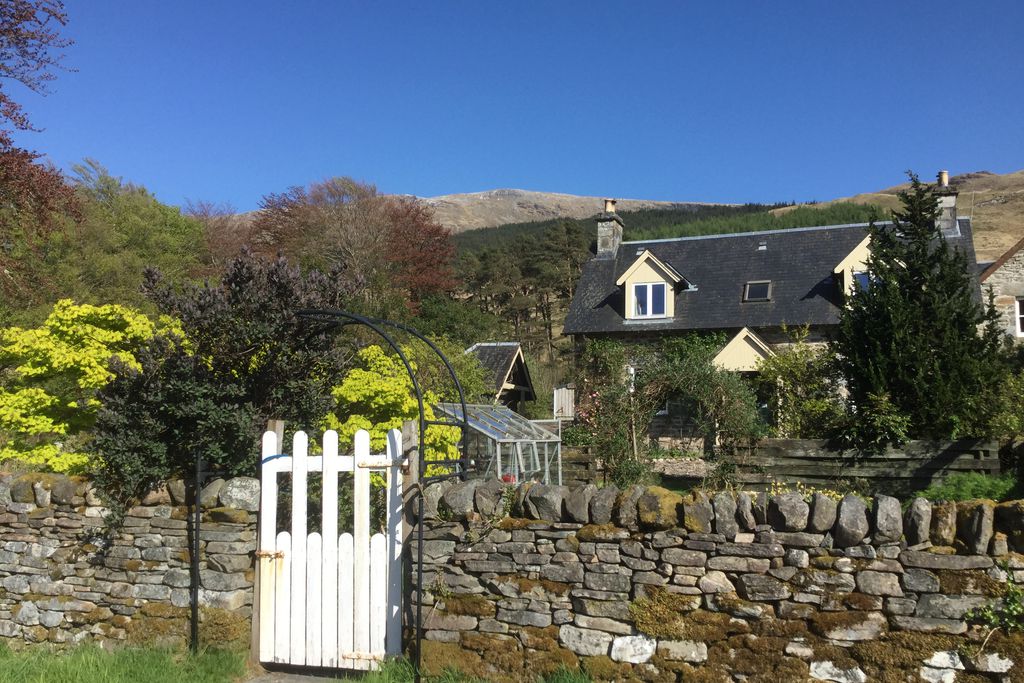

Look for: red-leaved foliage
[384,198,456,310]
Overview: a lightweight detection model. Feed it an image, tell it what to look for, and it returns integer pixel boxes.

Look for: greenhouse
[434,403,562,485]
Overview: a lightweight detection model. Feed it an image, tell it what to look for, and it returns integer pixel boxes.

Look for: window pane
[854,272,871,291]
[635,284,648,316]
[651,283,666,315]
[745,282,770,301]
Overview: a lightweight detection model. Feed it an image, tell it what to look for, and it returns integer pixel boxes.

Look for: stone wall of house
[0,471,258,648]
[413,479,1024,682]
[983,249,1024,340]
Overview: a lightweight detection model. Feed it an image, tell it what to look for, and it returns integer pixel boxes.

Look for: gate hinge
[255,550,285,559]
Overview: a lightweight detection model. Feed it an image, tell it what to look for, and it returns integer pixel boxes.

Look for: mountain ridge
[421,170,1024,261]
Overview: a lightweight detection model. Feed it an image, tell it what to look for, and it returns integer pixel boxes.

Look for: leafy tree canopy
[92,251,363,510]
[831,174,1007,445]
[0,299,173,471]
[755,326,844,438]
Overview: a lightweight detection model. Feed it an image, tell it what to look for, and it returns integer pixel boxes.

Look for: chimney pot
[604,198,617,214]
[938,170,949,187]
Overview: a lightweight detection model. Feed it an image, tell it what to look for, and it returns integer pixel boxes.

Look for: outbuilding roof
[465,342,527,397]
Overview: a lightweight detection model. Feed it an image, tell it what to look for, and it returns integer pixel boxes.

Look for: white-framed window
[1016,299,1024,337]
[633,282,667,318]
[743,280,771,302]
[852,271,871,291]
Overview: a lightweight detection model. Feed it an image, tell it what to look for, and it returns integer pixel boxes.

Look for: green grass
[0,644,246,683]
[914,472,1022,503]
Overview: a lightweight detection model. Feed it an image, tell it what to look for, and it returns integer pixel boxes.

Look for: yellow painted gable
[833,235,871,296]
[713,327,775,372]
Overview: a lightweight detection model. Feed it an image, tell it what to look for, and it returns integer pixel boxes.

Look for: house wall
[983,249,1024,340]
[415,479,1024,681]
[832,236,871,297]
[0,472,257,648]
[622,261,675,319]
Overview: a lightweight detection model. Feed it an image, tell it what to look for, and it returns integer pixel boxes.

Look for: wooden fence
[727,438,1000,495]
[563,439,1001,496]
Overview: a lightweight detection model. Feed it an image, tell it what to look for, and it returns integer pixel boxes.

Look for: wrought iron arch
[296,309,469,681]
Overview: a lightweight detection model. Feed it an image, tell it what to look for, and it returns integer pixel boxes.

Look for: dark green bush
[914,472,1021,502]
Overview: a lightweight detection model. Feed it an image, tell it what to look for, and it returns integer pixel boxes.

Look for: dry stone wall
[414,479,1024,682]
[0,471,259,648]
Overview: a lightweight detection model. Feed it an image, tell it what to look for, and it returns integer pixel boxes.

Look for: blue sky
[14,1,1024,211]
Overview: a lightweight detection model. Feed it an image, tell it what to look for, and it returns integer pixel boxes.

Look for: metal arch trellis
[295,309,469,682]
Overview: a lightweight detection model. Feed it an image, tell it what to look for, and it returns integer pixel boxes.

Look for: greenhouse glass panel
[435,403,561,484]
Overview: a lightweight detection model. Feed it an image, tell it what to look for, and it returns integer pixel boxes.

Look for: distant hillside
[420,189,727,234]
[774,170,1024,261]
[455,202,885,254]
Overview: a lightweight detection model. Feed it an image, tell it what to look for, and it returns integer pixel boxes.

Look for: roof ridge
[622,221,890,245]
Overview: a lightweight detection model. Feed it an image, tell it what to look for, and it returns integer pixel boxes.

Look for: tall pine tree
[831,174,1005,444]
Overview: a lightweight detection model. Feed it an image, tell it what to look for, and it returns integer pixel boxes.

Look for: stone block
[613,485,644,528]
[219,477,260,511]
[738,574,791,601]
[855,571,903,597]
[657,639,707,663]
[661,548,705,566]
[899,551,992,570]
[930,502,956,546]
[712,492,739,539]
[439,480,482,521]
[890,616,967,634]
[682,491,714,534]
[904,498,932,546]
[809,661,867,682]
[915,593,988,619]
[769,492,809,531]
[956,501,994,555]
[636,487,682,530]
[589,486,618,525]
[872,495,903,544]
[610,635,655,664]
[564,484,595,524]
[833,494,869,548]
[575,615,631,634]
[559,624,612,657]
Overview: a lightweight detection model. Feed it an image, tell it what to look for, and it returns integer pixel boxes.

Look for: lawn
[0,644,246,683]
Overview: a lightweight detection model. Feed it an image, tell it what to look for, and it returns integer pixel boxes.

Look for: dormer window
[616,248,688,321]
[634,283,667,318]
[743,280,771,302]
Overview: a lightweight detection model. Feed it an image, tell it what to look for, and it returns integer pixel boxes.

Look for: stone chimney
[596,199,623,259]
[935,170,958,235]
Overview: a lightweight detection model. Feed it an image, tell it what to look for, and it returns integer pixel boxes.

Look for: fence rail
[562,439,1001,495]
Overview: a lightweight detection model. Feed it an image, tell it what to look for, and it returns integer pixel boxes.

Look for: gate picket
[289,432,308,666]
[352,430,371,670]
[273,531,291,661]
[338,532,354,667]
[306,532,322,667]
[258,429,406,671]
[320,430,340,668]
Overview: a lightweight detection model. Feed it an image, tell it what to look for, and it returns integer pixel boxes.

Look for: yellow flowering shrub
[0,299,176,472]
[324,345,461,478]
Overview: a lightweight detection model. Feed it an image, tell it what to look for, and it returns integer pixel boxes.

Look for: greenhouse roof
[434,403,560,444]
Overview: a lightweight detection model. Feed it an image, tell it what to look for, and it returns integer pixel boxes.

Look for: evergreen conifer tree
[831,173,1005,444]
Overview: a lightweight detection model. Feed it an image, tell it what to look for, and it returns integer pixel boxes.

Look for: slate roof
[563,218,979,336]
[466,342,523,396]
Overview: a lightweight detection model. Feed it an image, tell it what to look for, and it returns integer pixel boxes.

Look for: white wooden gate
[257,429,405,670]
